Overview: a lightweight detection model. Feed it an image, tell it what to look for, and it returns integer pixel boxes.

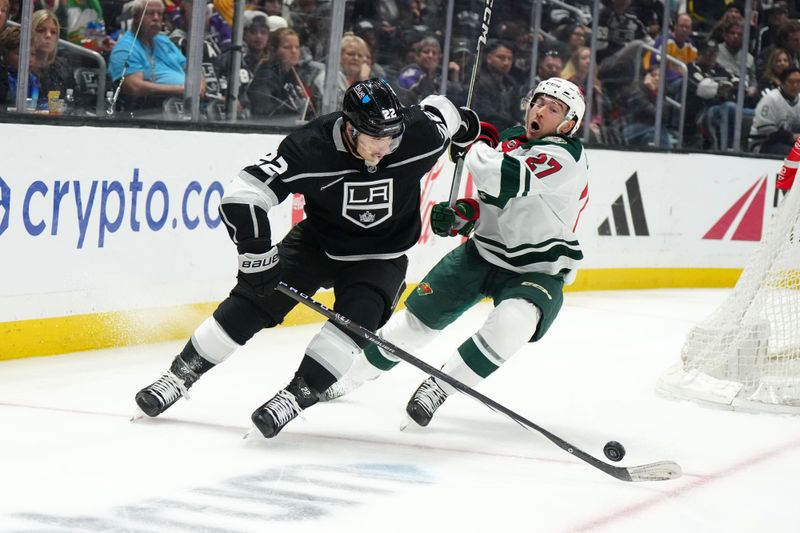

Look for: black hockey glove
[237,246,281,297]
[430,198,480,237]
[449,107,481,161]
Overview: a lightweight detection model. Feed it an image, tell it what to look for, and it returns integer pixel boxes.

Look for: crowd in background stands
[2,0,800,153]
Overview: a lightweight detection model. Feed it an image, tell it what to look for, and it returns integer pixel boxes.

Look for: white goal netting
[657,181,800,414]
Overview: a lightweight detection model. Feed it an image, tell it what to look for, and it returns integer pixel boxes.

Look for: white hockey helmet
[530,77,585,136]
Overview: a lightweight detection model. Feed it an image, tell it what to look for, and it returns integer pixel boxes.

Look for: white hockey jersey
[464,127,589,282]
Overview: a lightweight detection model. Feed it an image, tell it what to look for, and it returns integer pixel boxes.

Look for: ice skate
[134,353,210,417]
[405,377,449,427]
[251,376,318,438]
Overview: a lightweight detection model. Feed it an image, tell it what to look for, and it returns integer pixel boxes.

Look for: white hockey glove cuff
[237,246,281,297]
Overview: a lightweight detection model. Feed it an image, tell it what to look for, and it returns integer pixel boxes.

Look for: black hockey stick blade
[275,283,682,482]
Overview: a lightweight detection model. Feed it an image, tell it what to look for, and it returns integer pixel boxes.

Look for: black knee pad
[212,293,275,345]
[333,282,401,348]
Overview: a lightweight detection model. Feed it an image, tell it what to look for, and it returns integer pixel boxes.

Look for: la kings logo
[343,179,393,228]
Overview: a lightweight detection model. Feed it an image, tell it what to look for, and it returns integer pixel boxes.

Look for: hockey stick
[447,0,494,207]
[276,282,682,482]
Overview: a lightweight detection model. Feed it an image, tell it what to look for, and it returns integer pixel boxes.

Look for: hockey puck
[603,441,626,462]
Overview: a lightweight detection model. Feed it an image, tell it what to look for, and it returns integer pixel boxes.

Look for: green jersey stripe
[475,234,581,253]
[478,243,584,266]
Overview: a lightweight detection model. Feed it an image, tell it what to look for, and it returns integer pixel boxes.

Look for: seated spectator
[471,39,520,131]
[759,20,800,79]
[642,13,697,89]
[0,0,8,33]
[749,66,800,154]
[684,38,739,150]
[759,47,790,96]
[0,27,40,109]
[551,22,589,60]
[258,0,283,17]
[1,10,75,113]
[232,10,270,74]
[535,49,564,85]
[168,0,228,53]
[29,9,75,111]
[595,0,647,65]
[247,27,320,121]
[218,10,271,116]
[397,35,452,103]
[716,20,758,106]
[334,32,368,100]
[109,0,191,113]
[169,0,230,103]
[708,3,744,43]
[396,35,438,89]
[561,46,605,140]
[621,65,674,148]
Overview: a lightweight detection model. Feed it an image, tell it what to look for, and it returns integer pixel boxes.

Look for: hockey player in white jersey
[325,77,590,427]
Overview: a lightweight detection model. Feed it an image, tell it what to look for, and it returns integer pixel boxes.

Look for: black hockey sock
[171,341,216,386]
[295,355,337,396]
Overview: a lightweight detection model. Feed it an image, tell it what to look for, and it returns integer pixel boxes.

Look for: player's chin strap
[556,110,578,137]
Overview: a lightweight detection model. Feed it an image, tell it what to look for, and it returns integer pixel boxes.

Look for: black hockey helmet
[342,78,405,139]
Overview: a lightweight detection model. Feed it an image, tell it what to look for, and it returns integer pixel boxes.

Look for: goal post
[657,141,800,414]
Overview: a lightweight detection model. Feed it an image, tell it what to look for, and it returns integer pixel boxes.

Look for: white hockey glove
[238,246,280,297]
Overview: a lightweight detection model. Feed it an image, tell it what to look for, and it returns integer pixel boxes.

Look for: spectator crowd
[1,0,800,154]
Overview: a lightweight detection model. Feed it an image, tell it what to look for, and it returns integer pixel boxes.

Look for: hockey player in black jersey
[134,78,481,437]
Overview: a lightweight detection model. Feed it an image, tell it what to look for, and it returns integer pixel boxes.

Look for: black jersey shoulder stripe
[234,170,281,207]
[325,250,408,261]
[385,143,448,168]
[282,168,360,183]
[332,116,348,152]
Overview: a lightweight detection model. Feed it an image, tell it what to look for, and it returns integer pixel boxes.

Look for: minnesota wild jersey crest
[416,282,433,295]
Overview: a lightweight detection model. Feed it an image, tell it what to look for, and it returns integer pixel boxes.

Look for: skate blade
[242,426,260,440]
[129,408,146,422]
[399,416,413,432]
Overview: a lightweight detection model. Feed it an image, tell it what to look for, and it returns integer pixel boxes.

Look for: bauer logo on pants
[342,179,393,228]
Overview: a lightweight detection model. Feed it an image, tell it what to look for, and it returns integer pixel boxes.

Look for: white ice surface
[2,289,800,532]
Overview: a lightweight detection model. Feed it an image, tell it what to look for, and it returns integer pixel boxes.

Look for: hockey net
[657,145,800,414]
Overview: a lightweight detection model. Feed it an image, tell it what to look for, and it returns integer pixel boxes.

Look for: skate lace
[266,389,302,426]
[413,378,448,416]
[150,371,190,404]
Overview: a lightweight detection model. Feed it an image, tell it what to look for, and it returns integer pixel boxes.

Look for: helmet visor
[354,129,403,155]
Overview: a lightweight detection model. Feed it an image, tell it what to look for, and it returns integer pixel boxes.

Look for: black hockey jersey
[228,95,459,260]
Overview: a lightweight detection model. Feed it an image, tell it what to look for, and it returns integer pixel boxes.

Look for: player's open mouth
[529,121,541,131]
